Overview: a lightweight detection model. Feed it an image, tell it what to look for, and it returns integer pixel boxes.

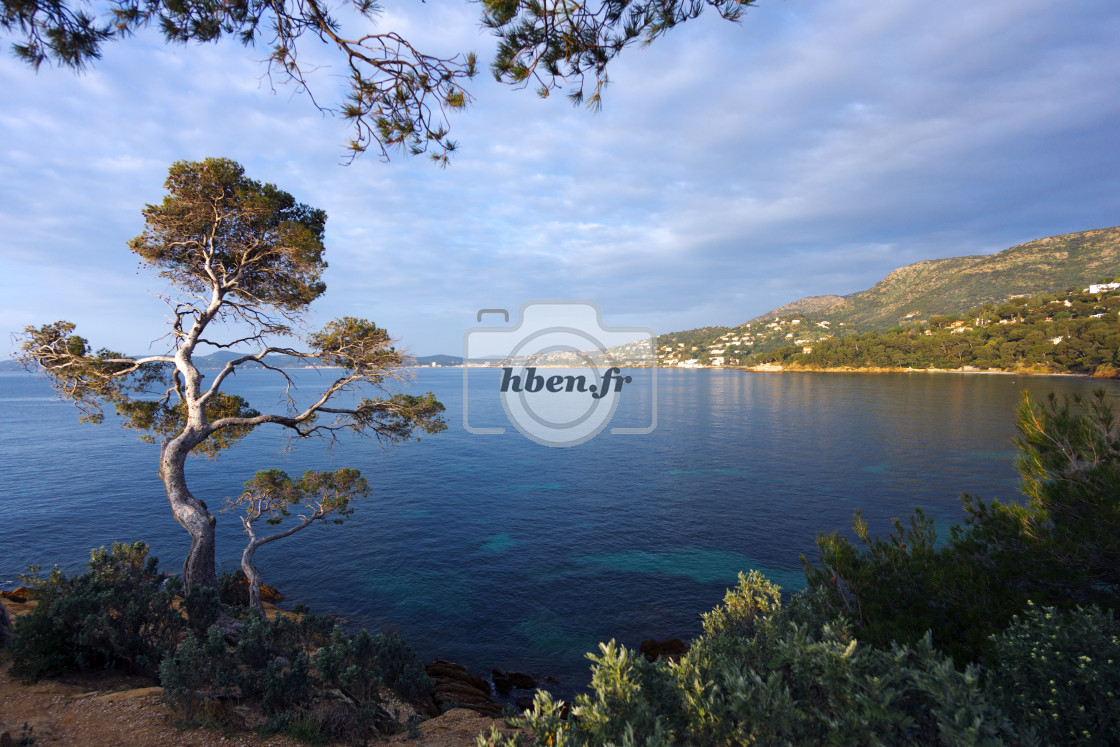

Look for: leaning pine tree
[17,157,446,592]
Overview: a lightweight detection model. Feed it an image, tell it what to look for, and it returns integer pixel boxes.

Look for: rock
[260,582,283,602]
[543,675,561,685]
[215,614,244,644]
[1,724,10,747]
[0,587,34,603]
[425,660,503,718]
[639,637,688,662]
[507,671,537,689]
[516,696,536,711]
[491,669,513,692]
[426,659,491,695]
[492,668,536,691]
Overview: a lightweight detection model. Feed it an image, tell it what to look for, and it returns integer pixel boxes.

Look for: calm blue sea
[1,367,1116,692]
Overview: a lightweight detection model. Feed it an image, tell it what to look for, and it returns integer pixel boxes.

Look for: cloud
[2,0,1119,356]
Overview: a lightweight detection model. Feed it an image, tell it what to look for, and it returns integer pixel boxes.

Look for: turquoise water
[1,367,1115,693]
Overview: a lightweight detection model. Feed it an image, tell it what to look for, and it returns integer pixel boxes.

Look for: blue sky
[2,0,1118,357]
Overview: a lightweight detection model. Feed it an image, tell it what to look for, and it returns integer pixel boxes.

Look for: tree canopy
[1,0,757,162]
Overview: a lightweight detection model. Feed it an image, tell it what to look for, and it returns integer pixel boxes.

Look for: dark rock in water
[516,696,536,711]
[492,668,536,691]
[492,668,513,692]
[639,637,688,662]
[507,671,537,689]
[427,659,492,694]
[425,660,503,717]
[543,675,561,685]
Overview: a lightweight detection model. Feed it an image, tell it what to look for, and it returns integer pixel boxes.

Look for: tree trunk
[241,540,265,613]
[161,439,217,591]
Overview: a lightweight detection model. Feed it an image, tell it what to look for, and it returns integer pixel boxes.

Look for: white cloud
[2,0,1119,356]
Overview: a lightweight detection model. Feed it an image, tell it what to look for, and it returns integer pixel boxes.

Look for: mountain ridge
[746,226,1120,330]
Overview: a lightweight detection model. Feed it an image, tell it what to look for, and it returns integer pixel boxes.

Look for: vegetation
[1,0,757,161]
[8,542,185,681]
[750,285,1120,375]
[159,605,433,741]
[16,158,446,593]
[481,574,1020,745]
[6,542,433,743]
[988,602,1120,746]
[804,389,1120,664]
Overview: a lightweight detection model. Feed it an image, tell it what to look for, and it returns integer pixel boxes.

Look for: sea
[1,367,1116,694]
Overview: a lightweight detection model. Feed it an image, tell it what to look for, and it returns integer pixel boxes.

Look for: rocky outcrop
[639,637,688,662]
[0,587,35,604]
[491,668,537,692]
[424,660,503,717]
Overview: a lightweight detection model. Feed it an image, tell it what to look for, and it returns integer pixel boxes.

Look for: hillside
[658,226,1120,366]
[755,285,1120,376]
[751,226,1120,330]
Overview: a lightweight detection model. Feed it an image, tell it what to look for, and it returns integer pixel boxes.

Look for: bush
[9,542,183,680]
[988,602,1120,746]
[483,573,1023,746]
[160,626,236,721]
[161,607,318,722]
[803,390,1120,665]
[314,627,433,738]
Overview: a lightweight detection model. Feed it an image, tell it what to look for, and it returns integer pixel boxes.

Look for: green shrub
[218,570,251,608]
[9,542,183,680]
[314,627,433,739]
[483,573,1023,746]
[162,607,316,721]
[988,602,1120,745]
[183,583,222,638]
[160,626,236,721]
[803,390,1120,665]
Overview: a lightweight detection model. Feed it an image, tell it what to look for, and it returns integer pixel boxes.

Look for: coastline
[735,363,1113,378]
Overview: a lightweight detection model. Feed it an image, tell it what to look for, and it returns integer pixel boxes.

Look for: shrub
[988,602,1120,746]
[803,390,1120,665]
[315,627,433,739]
[483,573,1023,746]
[160,626,236,721]
[9,542,183,680]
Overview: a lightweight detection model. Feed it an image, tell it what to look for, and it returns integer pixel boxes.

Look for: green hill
[752,226,1120,330]
[658,226,1120,366]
